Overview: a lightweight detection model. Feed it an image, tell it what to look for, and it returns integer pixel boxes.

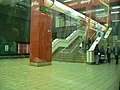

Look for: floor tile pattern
[0,58,120,90]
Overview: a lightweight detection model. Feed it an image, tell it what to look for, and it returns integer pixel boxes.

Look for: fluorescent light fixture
[82,11,86,13]
[81,0,91,4]
[112,20,120,22]
[111,11,120,14]
[112,6,120,9]
[82,9,105,13]
[95,9,105,12]
[64,0,72,2]
[68,2,78,6]
[44,0,106,30]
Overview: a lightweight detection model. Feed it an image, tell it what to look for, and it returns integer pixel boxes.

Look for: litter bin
[87,50,95,64]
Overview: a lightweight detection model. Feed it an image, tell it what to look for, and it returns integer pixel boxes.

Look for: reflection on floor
[0,58,120,90]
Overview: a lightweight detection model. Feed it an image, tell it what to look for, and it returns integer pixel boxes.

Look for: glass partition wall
[0,0,87,55]
[52,10,86,40]
[0,0,31,55]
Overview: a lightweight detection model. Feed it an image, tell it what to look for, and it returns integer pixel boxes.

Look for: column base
[30,62,52,67]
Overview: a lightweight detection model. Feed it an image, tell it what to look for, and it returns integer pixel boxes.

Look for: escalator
[87,28,112,63]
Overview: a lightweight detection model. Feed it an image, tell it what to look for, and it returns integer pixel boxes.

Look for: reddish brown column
[30,0,52,66]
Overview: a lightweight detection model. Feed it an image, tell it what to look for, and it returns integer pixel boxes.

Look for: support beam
[44,0,106,31]
[66,0,120,9]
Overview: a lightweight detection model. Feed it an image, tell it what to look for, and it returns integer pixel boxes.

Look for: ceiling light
[112,20,120,22]
[81,0,91,4]
[68,2,78,6]
[82,9,104,13]
[95,9,105,12]
[82,11,86,13]
[64,0,72,2]
[111,11,120,14]
[112,6,120,9]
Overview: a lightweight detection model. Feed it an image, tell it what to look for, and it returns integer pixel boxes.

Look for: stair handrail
[60,40,73,53]
[71,43,79,53]
[52,30,85,53]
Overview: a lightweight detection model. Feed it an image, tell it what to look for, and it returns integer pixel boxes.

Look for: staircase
[52,37,87,63]
[86,28,112,63]
[52,36,80,61]
[73,49,86,63]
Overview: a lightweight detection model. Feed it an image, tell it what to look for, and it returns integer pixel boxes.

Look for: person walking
[99,46,105,63]
[94,44,100,65]
[113,44,120,65]
[106,44,112,63]
[87,37,91,49]
[84,37,91,53]
[84,38,87,53]
[79,41,83,53]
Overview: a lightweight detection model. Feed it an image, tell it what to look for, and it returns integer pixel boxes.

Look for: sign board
[40,6,52,14]
[5,45,9,51]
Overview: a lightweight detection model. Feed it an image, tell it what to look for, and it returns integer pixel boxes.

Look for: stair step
[52,36,87,63]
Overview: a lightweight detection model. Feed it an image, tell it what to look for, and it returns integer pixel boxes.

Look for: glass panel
[0,0,31,55]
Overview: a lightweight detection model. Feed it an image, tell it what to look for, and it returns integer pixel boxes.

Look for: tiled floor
[0,58,120,90]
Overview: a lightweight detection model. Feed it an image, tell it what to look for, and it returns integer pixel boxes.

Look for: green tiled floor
[0,58,120,90]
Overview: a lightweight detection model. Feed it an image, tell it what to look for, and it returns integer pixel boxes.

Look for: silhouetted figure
[87,37,91,49]
[106,44,112,63]
[99,46,105,63]
[79,41,83,52]
[113,44,120,65]
[82,41,84,50]
[84,37,91,53]
[94,44,100,65]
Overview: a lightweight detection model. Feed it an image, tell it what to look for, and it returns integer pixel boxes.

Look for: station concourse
[0,0,120,90]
